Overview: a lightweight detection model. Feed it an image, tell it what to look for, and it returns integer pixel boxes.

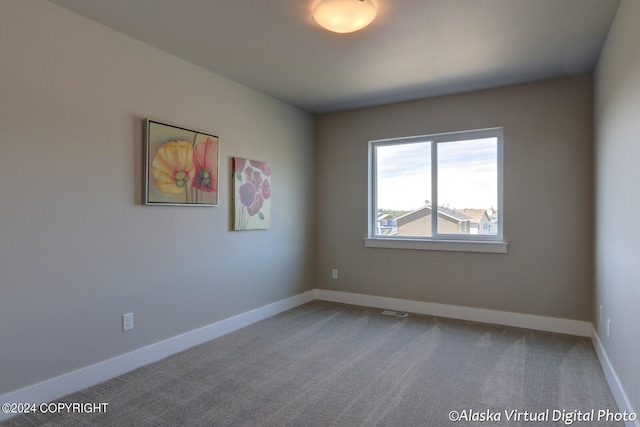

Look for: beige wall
[594,0,640,413]
[0,0,314,394]
[316,76,593,320]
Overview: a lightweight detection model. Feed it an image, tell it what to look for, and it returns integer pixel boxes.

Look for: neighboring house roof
[437,206,472,222]
[396,205,471,226]
[395,207,428,226]
[457,209,490,224]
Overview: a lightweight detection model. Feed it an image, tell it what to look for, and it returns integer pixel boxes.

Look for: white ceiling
[47,0,620,113]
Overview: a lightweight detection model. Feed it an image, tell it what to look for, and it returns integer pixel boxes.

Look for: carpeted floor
[2,301,621,426]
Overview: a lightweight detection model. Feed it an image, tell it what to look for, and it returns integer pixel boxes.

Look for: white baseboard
[314,289,592,336]
[591,327,639,427]
[0,290,315,422]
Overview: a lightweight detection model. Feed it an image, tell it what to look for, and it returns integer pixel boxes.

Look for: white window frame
[365,127,507,253]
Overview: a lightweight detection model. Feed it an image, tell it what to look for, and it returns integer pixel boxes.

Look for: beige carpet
[2,300,621,426]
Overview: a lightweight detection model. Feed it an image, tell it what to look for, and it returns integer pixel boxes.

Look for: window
[366,128,506,253]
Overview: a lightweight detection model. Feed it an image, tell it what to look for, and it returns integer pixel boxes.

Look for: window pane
[436,138,498,236]
[375,141,431,236]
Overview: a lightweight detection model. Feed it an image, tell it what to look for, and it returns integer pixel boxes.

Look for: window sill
[364,238,508,253]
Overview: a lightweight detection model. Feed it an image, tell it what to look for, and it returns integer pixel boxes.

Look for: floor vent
[381,310,409,318]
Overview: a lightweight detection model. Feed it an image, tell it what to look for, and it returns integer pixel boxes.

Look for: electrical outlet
[607,318,611,339]
[123,313,134,331]
[331,269,338,279]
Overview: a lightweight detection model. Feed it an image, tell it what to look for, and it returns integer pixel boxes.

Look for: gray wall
[315,77,594,321]
[594,0,640,413]
[0,0,314,394]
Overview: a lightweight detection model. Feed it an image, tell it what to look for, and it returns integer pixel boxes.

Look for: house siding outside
[395,206,470,236]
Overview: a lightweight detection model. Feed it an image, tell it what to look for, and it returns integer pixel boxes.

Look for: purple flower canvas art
[233,157,271,230]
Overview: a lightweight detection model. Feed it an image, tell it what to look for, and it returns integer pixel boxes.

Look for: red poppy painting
[232,157,271,230]
[145,119,219,206]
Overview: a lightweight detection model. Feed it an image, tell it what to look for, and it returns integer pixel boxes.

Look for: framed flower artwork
[232,157,271,230]
[144,119,219,206]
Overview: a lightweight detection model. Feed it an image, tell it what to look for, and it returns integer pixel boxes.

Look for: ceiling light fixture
[312,0,377,34]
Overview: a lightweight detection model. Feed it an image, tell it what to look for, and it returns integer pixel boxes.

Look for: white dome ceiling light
[312,0,377,34]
